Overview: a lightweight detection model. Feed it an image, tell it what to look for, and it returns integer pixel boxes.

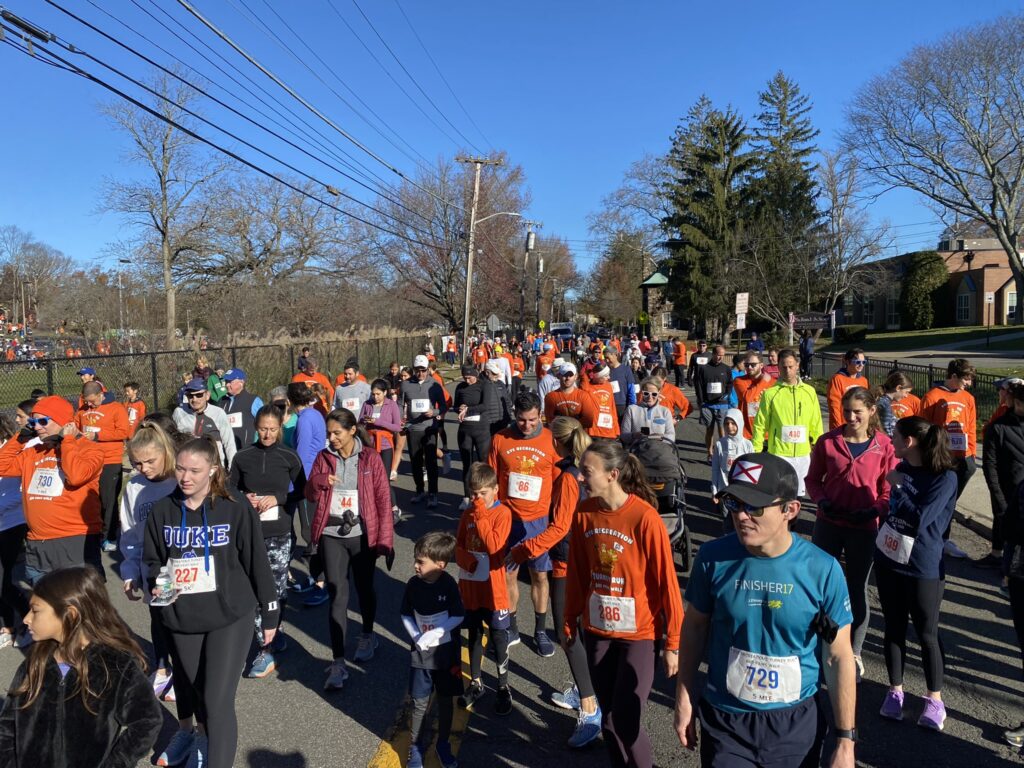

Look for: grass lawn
[840,325,1023,353]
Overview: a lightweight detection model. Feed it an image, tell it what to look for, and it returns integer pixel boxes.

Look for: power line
[346,0,483,153]
[392,0,492,151]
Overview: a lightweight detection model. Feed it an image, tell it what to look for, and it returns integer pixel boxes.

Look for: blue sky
[1,0,1020,272]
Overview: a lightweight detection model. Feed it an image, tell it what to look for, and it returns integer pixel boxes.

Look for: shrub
[834,325,868,343]
[899,251,947,330]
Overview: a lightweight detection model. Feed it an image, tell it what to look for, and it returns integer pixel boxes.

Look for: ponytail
[894,416,954,474]
[583,440,658,508]
[876,370,913,399]
[549,416,592,464]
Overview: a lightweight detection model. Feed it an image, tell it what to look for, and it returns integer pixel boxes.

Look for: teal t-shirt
[685,533,852,713]
[282,412,298,450]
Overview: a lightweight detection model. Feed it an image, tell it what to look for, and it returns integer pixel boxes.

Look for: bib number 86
[598,605,622,622]
[745,665,779,689]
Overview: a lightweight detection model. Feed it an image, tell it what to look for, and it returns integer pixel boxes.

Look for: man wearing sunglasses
[0,396,106,583]
[172,377,237,469]
[827,349,869,431]
[674,453,857,767]
[734,352,775,440]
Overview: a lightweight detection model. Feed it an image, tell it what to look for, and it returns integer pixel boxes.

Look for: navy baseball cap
[183,377,207,392]
[76,367,96,376]
[223,368,247,382]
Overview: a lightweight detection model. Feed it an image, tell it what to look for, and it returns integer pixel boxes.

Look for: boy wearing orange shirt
[123,381,147,436]
[77,382,130,552]
[455,463,513,716]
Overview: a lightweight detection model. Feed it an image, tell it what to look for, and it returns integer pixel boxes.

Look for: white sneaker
[354,633,379,662]
[944,540,968,559]
[324,661,349,690]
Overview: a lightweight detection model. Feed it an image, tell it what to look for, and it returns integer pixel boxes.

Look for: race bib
[343,398,360,411]
[28,467,64,498]
[169,557,217,595]
[696,356,709,366]
[413,609,451,644]
[227,412,242,429]
[588,593,637,633]
[707,382,723,395]
[463,414,481,422]
[725,647,801,705]
[508,472,542,502]
[84,425,101,434]
[947,431,967,452]
[876,521,914,565]
[610,380,620,394]
[781,425,807,444]
[259,505,280,522]
[128,409,138,423]
[459,551,490,582]
[329,489,360,519]
[411,398,430,414]
[747,402,760,418]
[597,412,614,429]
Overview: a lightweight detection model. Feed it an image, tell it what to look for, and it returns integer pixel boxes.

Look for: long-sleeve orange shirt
[827,370,869,430]
[544,388,597,427]
[125,399,147,436]
[0,435,104,540]
[735,374,775,439]
[659,382,692,421]
[456,498,512,611]
[76,402,130,464]
[920,385,977,458]
[564,494,683,650]
[487,427,561,522]
[890,392,921,420]
[511,463,578,571]
[587,383,620,439]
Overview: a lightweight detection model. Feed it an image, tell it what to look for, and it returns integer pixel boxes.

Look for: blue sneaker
[184,733,207,768]
[156,729,195,766]
[408,744,424,768]
[435,740,458,768]
[303,585,329,607]
[101,539,117,553]
[247,650,276,679]
[550,683,581,710]
[535,631,556,658]
[567,706,602,748]
[288,575,315,593]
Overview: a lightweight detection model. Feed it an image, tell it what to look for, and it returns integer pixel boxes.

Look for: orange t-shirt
[890,393,921,420]
[76,402,130,464]
[511,356,525,377]
[456,499,512,612]
[535,353,556,379]
[827,371,870,430]
[0,435,104,540]
[291,372,333,412]
[487,427,561,522]
[672,341,688,366]
[544,388,597,428]
[587,383,620,439]
[125,399,147,436]
[473,346,489,366]
[734,374,775,439]
[564,494,684,650]
[659,382,692,421]
[430,371,452,406]
[920,386,977,458]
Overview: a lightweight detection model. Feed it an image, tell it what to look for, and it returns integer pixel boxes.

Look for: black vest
[224,390,258,449]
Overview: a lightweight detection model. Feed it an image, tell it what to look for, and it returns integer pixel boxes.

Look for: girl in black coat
[0,566,161,768]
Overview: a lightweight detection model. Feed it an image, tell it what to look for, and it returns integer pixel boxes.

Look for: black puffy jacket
[983,410,1024,539]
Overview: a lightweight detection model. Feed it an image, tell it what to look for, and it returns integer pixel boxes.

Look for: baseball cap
[996,376,1024,390]
[558,362,577,376]
[413,355,429,369]
[484,360,501,375]
[460,364,477,377]
[76,367,96,376]
[184,377,207,392]
[223,368,247,382]
[721,453,799,508]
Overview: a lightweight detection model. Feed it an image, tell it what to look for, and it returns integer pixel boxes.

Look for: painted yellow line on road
[367,645,473,768]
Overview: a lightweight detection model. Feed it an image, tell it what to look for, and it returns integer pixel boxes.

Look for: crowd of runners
[0,327,1023,768]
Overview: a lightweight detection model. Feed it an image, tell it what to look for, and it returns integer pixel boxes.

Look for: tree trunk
[162,237,176,350]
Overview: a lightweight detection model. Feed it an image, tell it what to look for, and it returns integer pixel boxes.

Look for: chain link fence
[1,334,441,415]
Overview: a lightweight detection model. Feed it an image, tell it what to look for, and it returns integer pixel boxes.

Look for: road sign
[735,292,749,315]
[638,311,649,324]
[538,320,546,330]
[792,311,830,330]
[985,292,995,304]
[736,313,746,330]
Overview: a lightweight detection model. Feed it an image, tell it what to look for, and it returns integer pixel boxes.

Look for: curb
[954,509,993,542]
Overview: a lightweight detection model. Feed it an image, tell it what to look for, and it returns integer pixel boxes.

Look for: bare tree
[587,153,672,255]
[843,14,1024,316]
[101,71,224,347]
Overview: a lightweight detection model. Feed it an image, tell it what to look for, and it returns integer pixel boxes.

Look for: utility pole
[519,221,541,339]
[456,155,503,362]
[535,251,544,330]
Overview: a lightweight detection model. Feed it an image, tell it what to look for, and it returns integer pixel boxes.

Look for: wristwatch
[834,728,858,742]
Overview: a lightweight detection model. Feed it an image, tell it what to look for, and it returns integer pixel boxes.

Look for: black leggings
[875,565,945,691]
[321,534,378,659]
[0,524,28,630]
[98,463,123,541]
[149,605,173,671]
[811,517,874,657]
[586,636,655,768]
[550,575,595,700]
[458,428,491,497]
[379,448,397,508]
[407,429,438,494]
[169,613,251,768]
[1008,576,1024,679]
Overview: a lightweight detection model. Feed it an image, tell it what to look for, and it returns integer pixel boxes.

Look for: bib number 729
[745,665,779,690]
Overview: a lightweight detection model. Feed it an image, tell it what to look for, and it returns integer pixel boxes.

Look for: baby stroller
[627,435,692,574]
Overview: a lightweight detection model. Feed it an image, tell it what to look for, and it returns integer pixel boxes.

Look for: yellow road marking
[367,644,473,768]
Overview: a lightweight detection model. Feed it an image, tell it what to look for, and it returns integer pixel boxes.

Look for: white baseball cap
[485,360,501,375]
[413,355,429,369]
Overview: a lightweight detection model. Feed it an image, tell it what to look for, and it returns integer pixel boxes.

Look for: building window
[843,293,854,323]
[886,287,900,329]
[956,293,970,323]
[1009,291,1018,322]
[862,297,875,329]
[661,312,673,329]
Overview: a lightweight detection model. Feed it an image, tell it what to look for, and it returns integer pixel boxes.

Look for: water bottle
[153,566,175,605]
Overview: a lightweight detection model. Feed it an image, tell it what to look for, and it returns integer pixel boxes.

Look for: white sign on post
[735,292,749,315]
[985,292,995,304]
[736,313,747,330]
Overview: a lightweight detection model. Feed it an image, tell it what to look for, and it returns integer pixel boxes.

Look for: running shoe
[247,650,276,679]
[392,506,403,525]
[535,631,557,658]
[163,685,176,702]
[411,492,427,504]
[879,689,904,721]
[324,661,349,691]
[354,633,378,662]
[152,669,173,698]
[459,497,471,511]
[494,685,513,716]
[408,744,425,768]
[0,632,13,650]
[427,494,439,509]
[506,627,521,649]
[974,552,1003,569]
[288,575,315,594]
[567,706,602,748]
[303,585,329,607]
[550,683,581,711]
[156,729,195,767]
[184,733,207,768]
[442,452,452,475]
[458,679,485,709]
[917,697,946,731]
[854,655,864,684]
[270,631,288,653]
[943,540,968,559]
[435,740,459,768]
[1004,722,1024,747]
[101,539,118,553]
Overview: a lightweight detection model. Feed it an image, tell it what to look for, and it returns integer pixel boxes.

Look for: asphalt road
[2,376,1024,767]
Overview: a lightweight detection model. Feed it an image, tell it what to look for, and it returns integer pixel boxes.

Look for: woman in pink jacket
[806,385,896,680]
[305,408,394,691]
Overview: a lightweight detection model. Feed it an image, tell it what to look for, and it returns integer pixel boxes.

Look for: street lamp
[461,211,522,361]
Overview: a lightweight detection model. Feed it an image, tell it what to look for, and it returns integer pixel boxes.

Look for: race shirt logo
[596,542,619,575]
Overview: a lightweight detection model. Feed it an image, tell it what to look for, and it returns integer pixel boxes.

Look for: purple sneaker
[917,697,946,731]
[879,689,904,721]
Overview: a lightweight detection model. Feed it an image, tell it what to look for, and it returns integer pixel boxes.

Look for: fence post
[928,364,935,388]
[376,338,382,374]
[150,353,159,410]
[231,346,237,368]
[45,359,54,395]
[289,347,295,373]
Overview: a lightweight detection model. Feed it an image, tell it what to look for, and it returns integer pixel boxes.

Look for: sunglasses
[851,360,866,366]
[186,391,207,400]
[722,496,780,518]
[27,417,51,427]
[744,362,760,368]
[641,391,658,399]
